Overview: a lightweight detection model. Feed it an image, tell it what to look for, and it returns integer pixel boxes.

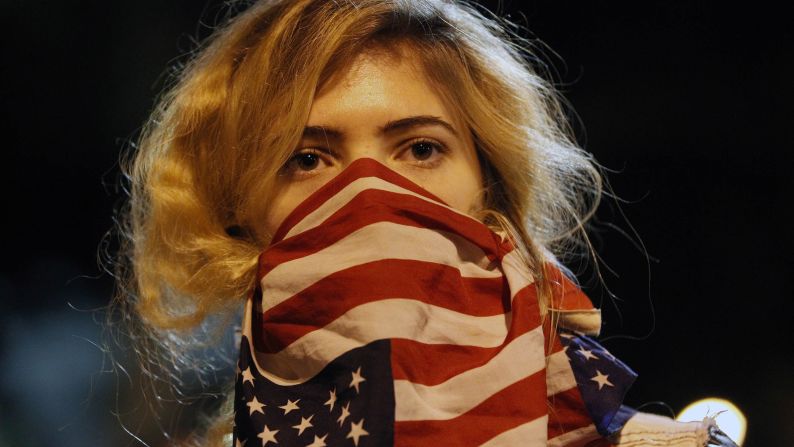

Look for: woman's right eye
[280,148,330,177]
[294,152,320,170]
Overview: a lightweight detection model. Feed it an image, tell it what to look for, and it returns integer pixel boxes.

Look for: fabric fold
[232,158,636,446]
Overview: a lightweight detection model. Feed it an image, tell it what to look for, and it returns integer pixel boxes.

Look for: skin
[262,48,485,237]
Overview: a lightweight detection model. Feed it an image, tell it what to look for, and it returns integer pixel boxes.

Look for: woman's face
[263,48,484,238]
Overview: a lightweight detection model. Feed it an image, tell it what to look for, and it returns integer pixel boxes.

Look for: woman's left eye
[404,139,447,166]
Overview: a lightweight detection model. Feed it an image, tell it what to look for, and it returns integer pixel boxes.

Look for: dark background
[2,1,792,446]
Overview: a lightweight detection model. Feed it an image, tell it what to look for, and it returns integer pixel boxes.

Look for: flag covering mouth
[233,158,636,447]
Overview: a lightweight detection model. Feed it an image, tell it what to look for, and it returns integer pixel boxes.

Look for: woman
[115,0,736,445]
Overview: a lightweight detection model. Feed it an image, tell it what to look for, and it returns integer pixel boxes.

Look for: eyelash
[280,138,448,177]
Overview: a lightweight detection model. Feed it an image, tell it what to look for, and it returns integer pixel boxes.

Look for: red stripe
[254,259,510,353]
[265,259,508,318]
[543,316,570,357]
[583,438,614,447]
[546,265,596,312]
[390,287,541,386]
[393,369,547,446]
[270,158,449,244]
[259,188,508,278]
[547,387,598,441]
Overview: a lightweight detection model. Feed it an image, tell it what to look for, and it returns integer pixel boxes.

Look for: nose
[338,136,391,167]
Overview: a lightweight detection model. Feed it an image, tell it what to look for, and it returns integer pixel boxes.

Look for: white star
[577,346,599,361]
[292,414,314,436]
[324,388,337,411]
[591,370,614,390]
[337,402,351,426]
[279,398,300,415]
[257,425,279,446]
[241,367,255,386]
[246,396,266,415]
[235,438,247,447]
[349,366,366,393]
[306,434,327,447]
[347,419,369,446]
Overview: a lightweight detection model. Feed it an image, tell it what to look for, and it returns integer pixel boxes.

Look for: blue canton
[233,337,394,447]
[559,331,638,436]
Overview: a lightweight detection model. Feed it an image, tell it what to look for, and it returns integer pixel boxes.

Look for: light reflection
[677,397,746,446]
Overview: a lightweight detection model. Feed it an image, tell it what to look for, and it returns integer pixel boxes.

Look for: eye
[294,152,320,171]
[403,138,447,167]
[280,148,331,177]
[280,140,447,177]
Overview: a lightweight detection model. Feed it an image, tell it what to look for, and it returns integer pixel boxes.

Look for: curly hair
[111,0,602,444]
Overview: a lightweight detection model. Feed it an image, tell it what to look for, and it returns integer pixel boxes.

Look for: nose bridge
[342,132,389,166]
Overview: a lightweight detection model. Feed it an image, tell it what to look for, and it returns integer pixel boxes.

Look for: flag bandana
[233,158,636,446]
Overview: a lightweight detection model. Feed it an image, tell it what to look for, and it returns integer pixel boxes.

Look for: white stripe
[546,348,577,397]
[500,250,535,299]
[251,298,513,385]
[547,424,599,447]
[260,221,502,313]
[479,415,549,447]
[550,309,602,336]
[393,327,545,421]
[284,176,455,240]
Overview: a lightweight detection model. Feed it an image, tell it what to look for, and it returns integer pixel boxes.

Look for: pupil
[297,153,319,170]
[412,143,433,160]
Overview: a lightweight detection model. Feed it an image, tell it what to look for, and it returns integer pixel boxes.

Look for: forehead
[316,42,419,95]
[309,46,464,128]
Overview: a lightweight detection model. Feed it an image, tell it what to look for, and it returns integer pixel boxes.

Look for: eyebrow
[302,115,460,140]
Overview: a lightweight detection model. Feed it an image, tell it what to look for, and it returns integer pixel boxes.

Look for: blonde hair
[112,0,602,444]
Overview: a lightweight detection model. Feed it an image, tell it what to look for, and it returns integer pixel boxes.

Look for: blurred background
[2,1,792,446]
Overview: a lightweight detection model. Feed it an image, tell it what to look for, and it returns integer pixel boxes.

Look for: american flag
[233,158,636,446]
